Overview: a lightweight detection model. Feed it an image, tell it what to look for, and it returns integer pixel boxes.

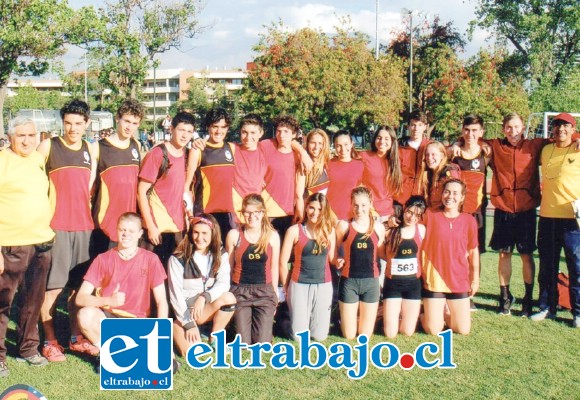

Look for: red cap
[553,113,577,128]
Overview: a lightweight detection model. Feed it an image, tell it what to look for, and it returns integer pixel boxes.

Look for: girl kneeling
[168,214,236,356]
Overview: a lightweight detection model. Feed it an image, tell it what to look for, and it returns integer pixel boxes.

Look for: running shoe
[521,297,533,318]
[0,361,8,378]
[530,309,556,322]
[16,353,48,366]
[498,293,515,315]
[69,336,100,356]
[572,316,580,329]
[42,341,66,362]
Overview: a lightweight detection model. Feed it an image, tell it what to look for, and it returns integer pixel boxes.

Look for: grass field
[2,218,579,400]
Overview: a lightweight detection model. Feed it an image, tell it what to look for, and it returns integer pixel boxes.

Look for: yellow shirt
[540,144,580,218]
[0,150,54,245]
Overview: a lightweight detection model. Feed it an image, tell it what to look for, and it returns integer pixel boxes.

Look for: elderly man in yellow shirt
[532,113,580,328]
[0,116,55,377]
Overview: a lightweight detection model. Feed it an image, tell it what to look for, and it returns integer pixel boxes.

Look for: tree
[243,22,407,133]
[91,0,206,102]
[0,0,97,135]
[471,1,580,90]
[4,84,67,116]
[386,16,467,120]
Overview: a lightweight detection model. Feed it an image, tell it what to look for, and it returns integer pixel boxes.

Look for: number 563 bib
[390,257,418,276]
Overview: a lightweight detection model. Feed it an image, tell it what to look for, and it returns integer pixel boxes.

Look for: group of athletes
[0,97,579,376]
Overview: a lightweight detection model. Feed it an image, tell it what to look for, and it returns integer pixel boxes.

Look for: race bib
[390,257,418,275]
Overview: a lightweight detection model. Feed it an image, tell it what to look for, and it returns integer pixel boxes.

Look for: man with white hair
[0,117,55,377]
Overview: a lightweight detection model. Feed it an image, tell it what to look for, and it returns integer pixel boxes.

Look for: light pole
[84,51,88,103]
[153,62,157,140]
[409,11,413,113]
[375,0,379,60]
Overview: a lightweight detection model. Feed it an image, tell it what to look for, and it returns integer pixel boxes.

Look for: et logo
[100,318,173,390]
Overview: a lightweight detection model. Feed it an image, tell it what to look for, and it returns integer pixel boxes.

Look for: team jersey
[453,150,488,214]
[327,158,363,220]
[395,137,429,205]
[139,145,186,233]
[93,138,141,241]
[341,224,380,279]
[540,143,580,219]
[0,150,54,246]
[385,225,422,279]
[360,150,394,217]
[489,138,545,213]
[306,168,330,196]
[83,248,167,318]
[193,141,235,214]
[232,144,267,221]
[232,230,273,285]
[291,225,331,284]
[46,137,93,231]
[421,210,478,293]
[427,164,461,210]
[261,139,299,217]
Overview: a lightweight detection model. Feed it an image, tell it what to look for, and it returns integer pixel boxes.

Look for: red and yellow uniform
[192,141,236,214]
[261,139,299,218]
[232,231,273,285]
[306,168,330,196]
[453,151,488,214]
[341,225,380,279]
[421,210,478,293]
[46,137,93,231]
[327,158,363,220]
[93,138,140,242]
[139,146,186,233]
[385,226,422,280]
[427,164,461,210]
[291,225,331,284]
[395,137,429,205]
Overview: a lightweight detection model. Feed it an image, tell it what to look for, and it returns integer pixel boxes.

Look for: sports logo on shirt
[84,151,91,165]
[471,158,480,170]
[131,148,140,160]
[100,318,173,390]
[225,149,233,162]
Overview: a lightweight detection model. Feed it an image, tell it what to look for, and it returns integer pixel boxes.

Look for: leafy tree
[5,84,67,115]
[0,0,97,135]
[91,0,206,102]
[243,22,407,133]
[471,1,579,92]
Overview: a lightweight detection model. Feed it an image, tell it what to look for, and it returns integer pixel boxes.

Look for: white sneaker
[530,309,556,322]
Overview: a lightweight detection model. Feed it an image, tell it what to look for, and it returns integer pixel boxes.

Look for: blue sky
[64,0,491,72]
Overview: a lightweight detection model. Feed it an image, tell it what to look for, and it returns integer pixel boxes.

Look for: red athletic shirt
[84,248,167,318]
[194,142,235,213]
[421,210,478,293]
[93,138,141,241]
[361,151,394,217]
[395,137,429,205]
[327,158,363,220]
[233,144,267,199]
[139,145,186,232]
[452,151,487,214]
[427,164,461,210]
[46,137,93,231]
[261,139,299,217]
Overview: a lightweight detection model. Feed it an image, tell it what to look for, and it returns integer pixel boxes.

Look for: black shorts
[382,277,422,300]
[339,277,380,304]
[422,289,469,299]
[489,208,537,254]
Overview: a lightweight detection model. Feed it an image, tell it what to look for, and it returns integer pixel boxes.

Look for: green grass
[2,218,579,399]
